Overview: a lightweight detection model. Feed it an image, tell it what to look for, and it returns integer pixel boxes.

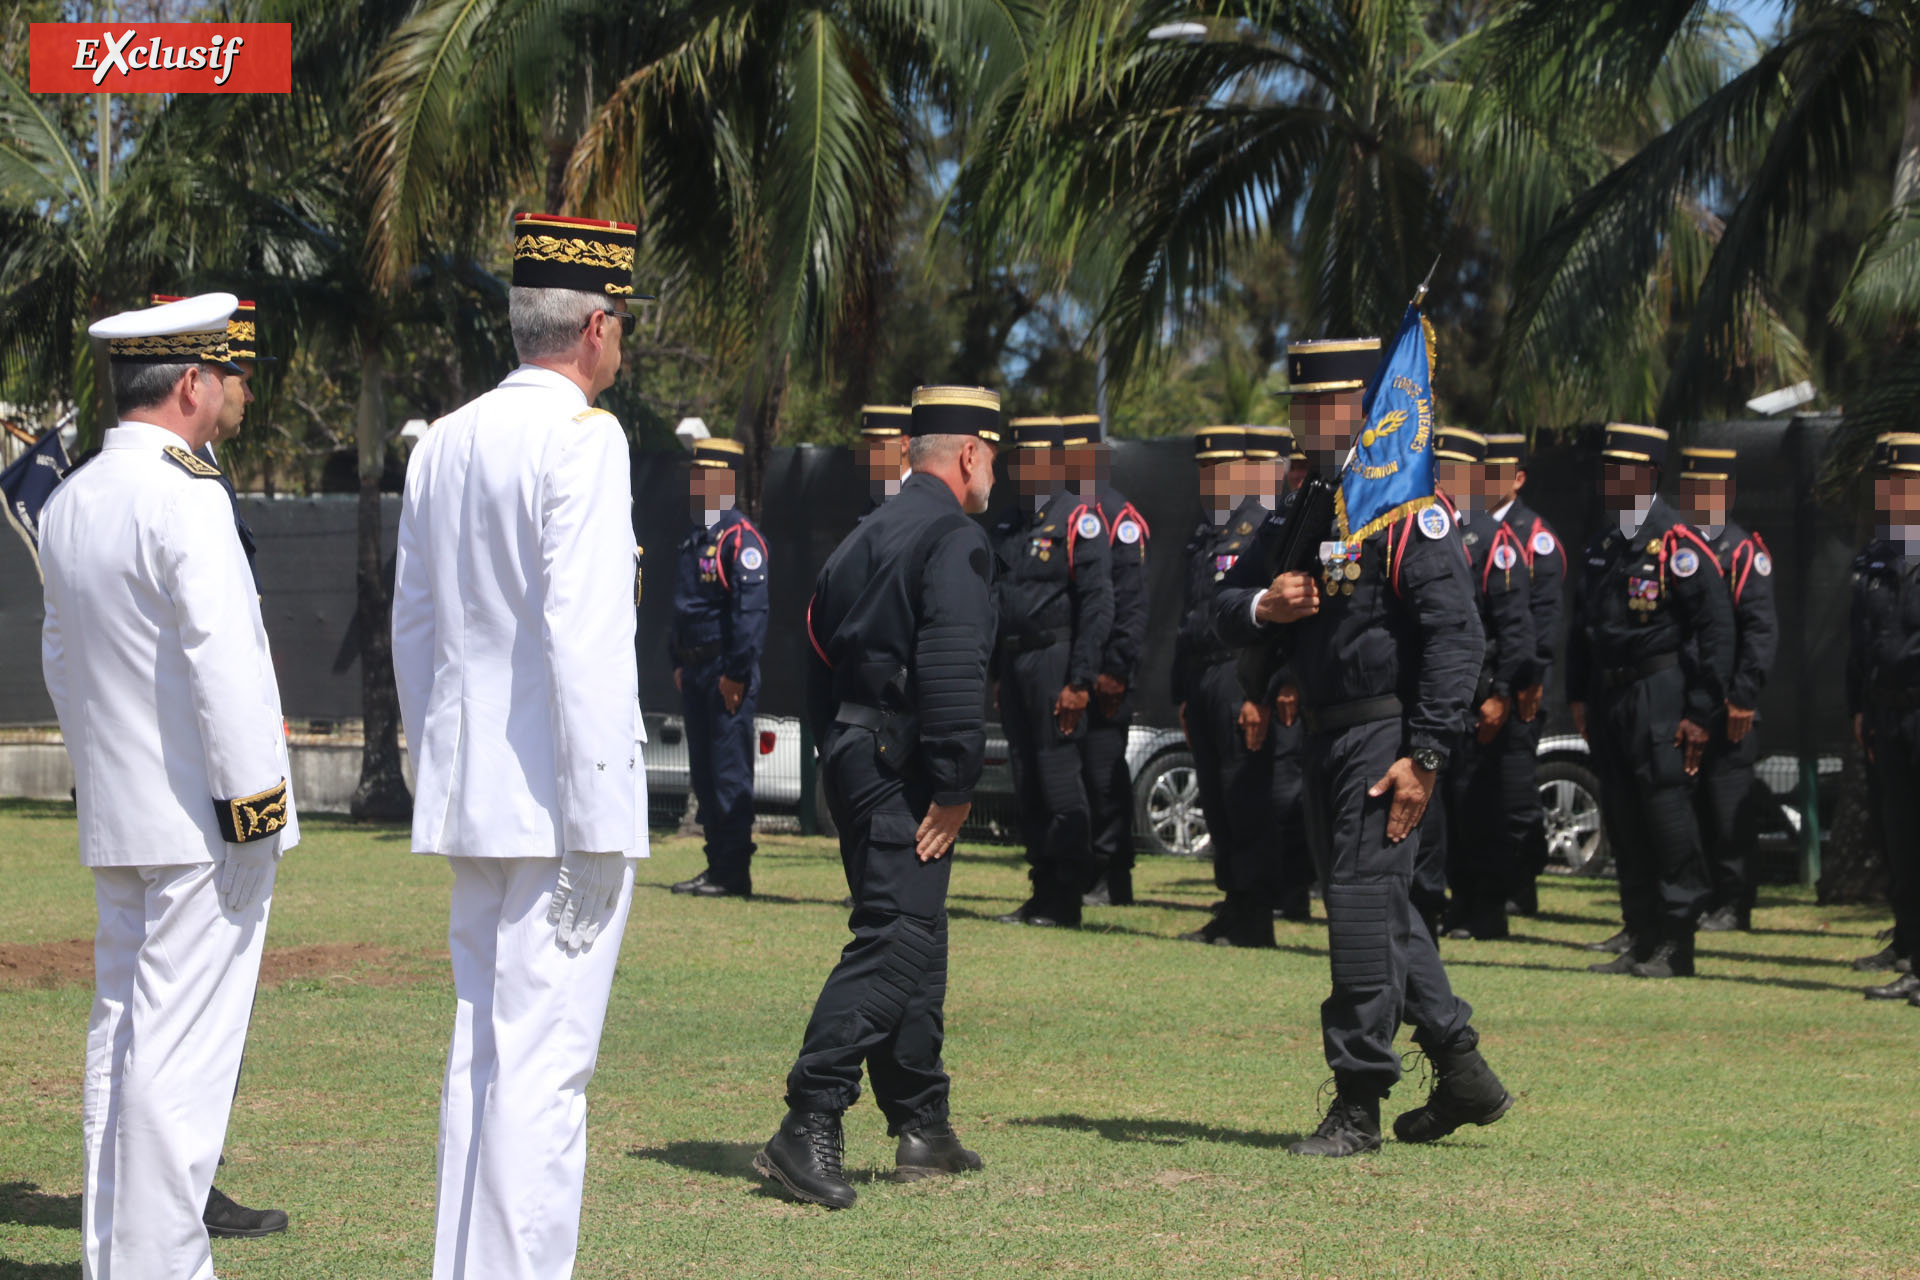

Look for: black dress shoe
[894,1122,984,1181]
[1864,972,1920,1001]
[1852,944,1908,972]
[1587,949,1641,975]
[1584,928,1636,954]
[1630,940,1695,979]
[674,872,750,898]
[754,1110,856,1209]
[670,872,711,895]
[204,1185,288,1238]
[1082,879,1112,907]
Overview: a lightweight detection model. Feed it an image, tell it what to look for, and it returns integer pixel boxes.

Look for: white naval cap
[89,292,239,366]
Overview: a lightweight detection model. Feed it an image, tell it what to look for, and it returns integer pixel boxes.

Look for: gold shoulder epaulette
[163,445,222,479]
[572,407,617,424]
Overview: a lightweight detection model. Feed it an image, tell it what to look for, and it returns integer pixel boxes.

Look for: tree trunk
[350,333,412,821]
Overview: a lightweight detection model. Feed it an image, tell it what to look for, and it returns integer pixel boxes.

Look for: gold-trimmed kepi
[1242,425,1293,460]
[1484,432,1526,466]
[1061,413,1103,445]
[1192,426,1246,462]
[691,437,746,470]
[860,405,911,438]
[1434,427,1486,464]
[512,212,649,298]
[1678,444,1737,482]
[910,385,1002,443]
[1601,423,1669,467]
[1280,338,1381,394]
[1878,433,1920,474]
[1010,416,1066,449]
[154,293,271,365]
[90,292,235,365]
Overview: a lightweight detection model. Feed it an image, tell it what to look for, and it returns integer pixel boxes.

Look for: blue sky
[1723,0,1783,42]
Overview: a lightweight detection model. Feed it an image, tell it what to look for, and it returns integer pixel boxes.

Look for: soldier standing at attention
[393,212,647,1280]
[759,385,1000,1207]
[857,405,912,511]
[1214,335,1510,1157]
[1172,427,1277,947]
[1673,444,1778,934]
[1433,428,1535,942]
[1065,413,1150,907]
[1847,433,1920,1004]
[670,437,770,898]
[991,417,1114,928]
[44,293,298,1279]
[1483,433,1563,913]
[1567,424,1735,979]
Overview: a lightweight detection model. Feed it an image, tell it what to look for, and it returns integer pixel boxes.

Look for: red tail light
[759,731,776,755]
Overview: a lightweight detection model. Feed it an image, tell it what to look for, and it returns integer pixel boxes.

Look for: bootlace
[1310,1079,1366,1137]
[807,1118,845,1178]
[1401,1048,1437,1098]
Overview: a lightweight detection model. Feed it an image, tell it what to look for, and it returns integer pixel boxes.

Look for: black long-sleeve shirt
[1499,495,1563,685]
[1170,497,1267,704]
[1096,486,1150,685]
[1845,539,1920,715]
[1462,509,1536,701]
[1698,521,1778,711]
[804,472,995,806]
[991,490,1113,689]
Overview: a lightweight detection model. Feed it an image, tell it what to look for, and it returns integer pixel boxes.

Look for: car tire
[1133,749,1210,859]
[1537,757,1609,877]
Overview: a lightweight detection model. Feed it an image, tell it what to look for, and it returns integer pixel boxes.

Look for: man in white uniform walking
[393,212,648,1280]
[42,292,298,1280]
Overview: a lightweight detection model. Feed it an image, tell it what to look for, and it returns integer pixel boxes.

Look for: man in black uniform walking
[1172,427,1279,946]
[758,385,1001,1208]
[1434,428,1535,942]
[1215,338,1510,1157]
[1065,413,1150,907]
[991,417,1113,928]
[1673,444,1778,933]
[1567,424,1736,978]
[1484,433,1563,913]
[1846,433,1920,1004]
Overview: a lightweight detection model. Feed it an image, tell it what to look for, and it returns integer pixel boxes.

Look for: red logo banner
[29,23,292,94]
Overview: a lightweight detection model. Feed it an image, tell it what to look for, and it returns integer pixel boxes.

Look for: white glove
[548,851,625,954]
[218,835,281,915]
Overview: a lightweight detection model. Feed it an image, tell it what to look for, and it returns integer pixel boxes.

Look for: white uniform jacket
[40,421,299,867]
[394,365,646,859]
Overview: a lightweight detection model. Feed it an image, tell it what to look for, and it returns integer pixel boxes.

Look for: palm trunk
[733,349,787,520]
[350,332,411,821]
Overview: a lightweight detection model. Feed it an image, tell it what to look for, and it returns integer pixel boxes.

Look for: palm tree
[360,0,1032,512]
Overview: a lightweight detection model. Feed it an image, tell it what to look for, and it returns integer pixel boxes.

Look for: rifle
[1235,473,1336,700]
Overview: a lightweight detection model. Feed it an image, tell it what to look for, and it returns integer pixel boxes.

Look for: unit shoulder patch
[1532,530,1557,557]
[1492,543,1518,571]
[739,545,764,572]
[1076,512,1103,539]
[163,445,221,479]
[1753,550,1772,577]
[1116,519,1142,545]
[1416,505,1451,540]
[1671,547,1701,578]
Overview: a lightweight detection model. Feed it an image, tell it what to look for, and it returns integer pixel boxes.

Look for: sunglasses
[583,307,637,338]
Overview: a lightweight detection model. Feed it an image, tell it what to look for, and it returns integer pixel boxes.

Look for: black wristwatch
[1411,747,1445,773]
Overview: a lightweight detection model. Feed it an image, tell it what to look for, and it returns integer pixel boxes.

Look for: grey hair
[111,361,201,414]
[907,433,975,471]
[509,286,611,361]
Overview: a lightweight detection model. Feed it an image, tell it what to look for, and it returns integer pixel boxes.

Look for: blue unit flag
[1336,304,1437,542]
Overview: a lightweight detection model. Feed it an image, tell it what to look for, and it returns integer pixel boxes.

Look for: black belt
[1000,627,1070,654]
[834,703,887,730]
[1601,651,1678,690]
[1302,694,1403,735]
[674,642,722,666]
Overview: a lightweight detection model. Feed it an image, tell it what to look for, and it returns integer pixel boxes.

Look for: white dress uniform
[393,362,647,1280]
[42,375,298,1279]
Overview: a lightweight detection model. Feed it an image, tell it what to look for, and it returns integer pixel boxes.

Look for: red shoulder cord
[1524,517,1544,569]
[804,594,831,667]
[1484,524,1521,593]
[1110,502,1151,545]
[1390,515,1417,597]
[714,525,739,591]
[1066,503,1090,577]
[1665,525,1722,583]
[1731,531,1768,606]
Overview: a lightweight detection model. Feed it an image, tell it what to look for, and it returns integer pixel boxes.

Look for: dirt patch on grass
[0,939,432,990]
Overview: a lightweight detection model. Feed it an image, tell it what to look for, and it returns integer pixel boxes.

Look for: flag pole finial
[1412,255,1442,307]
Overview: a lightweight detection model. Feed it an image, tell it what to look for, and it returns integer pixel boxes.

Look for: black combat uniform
[1085,483,1150,903]
[766,443,998,1208]
[992,487,1113,926]
[1443,503,1536,940]
[1567,477,1736,976]
[1687,519,1777,930]
[1215,497,1486,1103]
[1847,520,1920,999]
[1173,491,1279,946]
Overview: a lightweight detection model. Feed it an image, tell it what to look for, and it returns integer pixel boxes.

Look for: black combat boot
[894,1121,984,1181]
[1583,927,1636,954]
[1697,905,1746,933]
[1851,944,1908,973]
[1287,1088,1382,1158]
[203,1186,288,1238]
[1178,912,1232,945]
[1864,971,1920,1001]
[754,1110,857,1209]
[1588,935,1650,974]
[1393,1034,1513,1144]
[1630,937,1695,979]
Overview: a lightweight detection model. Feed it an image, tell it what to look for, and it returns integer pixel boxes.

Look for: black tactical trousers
[1444,716,1537,935]
[680,658,759,892]
[1694,727,1762,918]
[1186,661,1279,902]
[1504,713,1549,906]
[1866,706,1920,958]
[1588,665,1709,943]
[1267,713,1317,915]
[786,728,951,1132]
[1081,695,1135,889]
[1001,644,1092,919]
[1302,716,1473,1093]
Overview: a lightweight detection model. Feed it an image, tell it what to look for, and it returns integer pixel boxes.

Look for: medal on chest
[699,546,719,583]
[1319,540,1360,597]
[1626,574,1661,614]
[1028,535,1054,563]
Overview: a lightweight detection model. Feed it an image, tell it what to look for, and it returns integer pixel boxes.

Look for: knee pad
[1324,882,1394,989]
[858,915,939,1028]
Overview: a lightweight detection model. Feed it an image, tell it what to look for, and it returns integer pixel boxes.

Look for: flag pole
[1412,255,1442,307]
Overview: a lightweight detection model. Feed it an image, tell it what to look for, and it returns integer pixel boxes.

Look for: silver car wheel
[1541,776,1603,874]
[1148,762,1210,858]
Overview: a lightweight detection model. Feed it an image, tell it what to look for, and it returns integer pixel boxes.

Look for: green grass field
[1,798,1914,1279]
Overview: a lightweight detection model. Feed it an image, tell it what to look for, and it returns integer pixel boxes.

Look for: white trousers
[433,856,634,1280]
[83,861,273,1280]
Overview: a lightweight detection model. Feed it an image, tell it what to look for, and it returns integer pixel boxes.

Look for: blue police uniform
[672,505,770,894]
